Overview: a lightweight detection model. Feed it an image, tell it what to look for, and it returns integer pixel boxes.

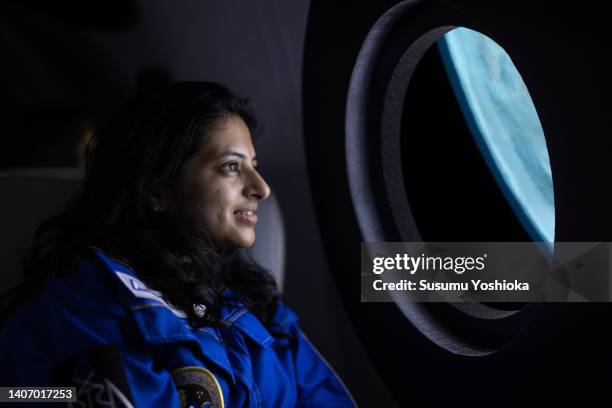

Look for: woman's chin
[239,236,256,249]
[226,233,256,250]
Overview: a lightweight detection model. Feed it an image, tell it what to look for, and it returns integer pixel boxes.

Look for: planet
[438,27,554,245]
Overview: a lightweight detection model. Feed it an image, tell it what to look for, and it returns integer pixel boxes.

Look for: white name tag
[114,271,186,318]
[115,271,167,303]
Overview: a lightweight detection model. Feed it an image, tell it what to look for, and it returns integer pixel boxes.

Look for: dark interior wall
[0,0,395,405]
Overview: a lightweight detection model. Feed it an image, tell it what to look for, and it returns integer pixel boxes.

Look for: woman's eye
[220,162,240,174]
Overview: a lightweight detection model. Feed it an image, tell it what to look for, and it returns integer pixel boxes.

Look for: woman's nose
[245,169,271,200]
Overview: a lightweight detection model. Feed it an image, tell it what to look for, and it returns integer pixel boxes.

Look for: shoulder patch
[114,270,187,318]
[171,367,225,408]
[115,271,167,303]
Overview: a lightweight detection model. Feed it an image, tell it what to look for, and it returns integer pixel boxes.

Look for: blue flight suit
[0,248,356,407]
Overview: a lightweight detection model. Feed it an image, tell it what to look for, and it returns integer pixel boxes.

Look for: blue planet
[438,28,555,244]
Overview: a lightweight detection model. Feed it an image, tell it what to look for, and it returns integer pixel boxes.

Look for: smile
[234,210,258,225]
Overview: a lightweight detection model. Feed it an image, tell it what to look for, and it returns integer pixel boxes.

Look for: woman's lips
[234,210,258,225]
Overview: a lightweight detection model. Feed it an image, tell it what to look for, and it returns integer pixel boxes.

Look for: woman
[0,82,356,407]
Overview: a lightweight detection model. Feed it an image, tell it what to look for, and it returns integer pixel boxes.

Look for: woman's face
[168,115,270,249]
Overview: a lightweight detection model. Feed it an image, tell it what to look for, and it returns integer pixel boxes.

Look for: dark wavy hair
[2,81,279,328]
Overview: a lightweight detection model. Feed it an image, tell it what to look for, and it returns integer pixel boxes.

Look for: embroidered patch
[115,271,166,303]
[171,367,225,408]
[54,345,135,408]
[115,271,187,317]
